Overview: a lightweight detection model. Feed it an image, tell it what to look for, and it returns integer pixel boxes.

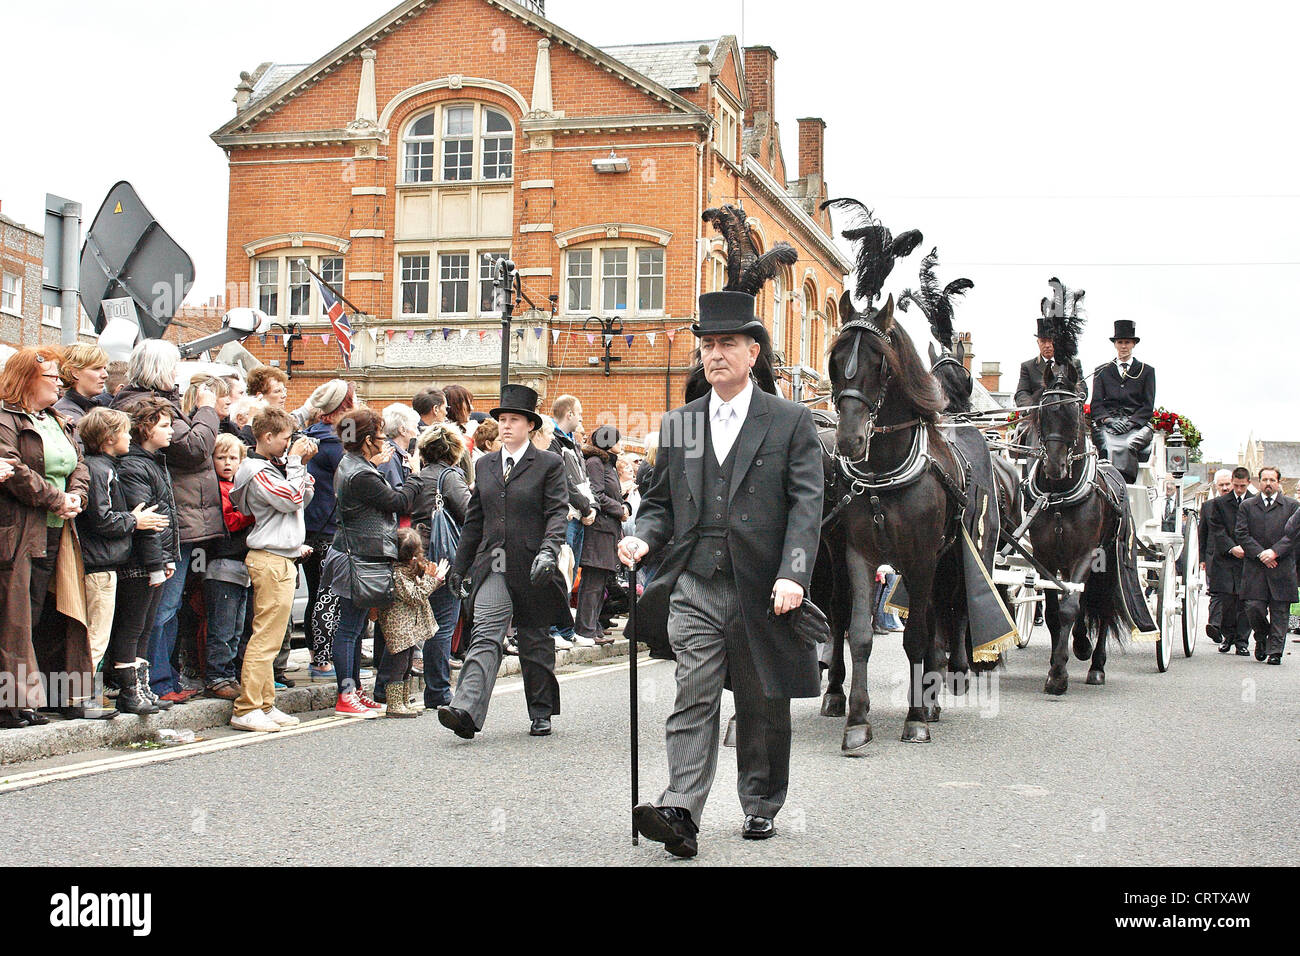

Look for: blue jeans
[146,544,196,695]
[553,519,585,638]
[874,572,903,630]
[333,598,369,695]
[203,578,248,685]
[424,588,461,707]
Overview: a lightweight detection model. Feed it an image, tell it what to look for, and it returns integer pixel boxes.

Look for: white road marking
[0,655,665,794]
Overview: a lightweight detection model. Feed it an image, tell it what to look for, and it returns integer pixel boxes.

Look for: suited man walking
[438,384,573,738]
[1208,466,1254,654]
[1234,466,1297,665]
[619,263,823,858]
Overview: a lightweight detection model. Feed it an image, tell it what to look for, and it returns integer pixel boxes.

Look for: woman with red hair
[0,346,111,727]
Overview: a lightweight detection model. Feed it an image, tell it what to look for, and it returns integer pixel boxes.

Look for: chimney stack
[980,361,1001,393]
[743,46,777,121]
[797,117,825,181]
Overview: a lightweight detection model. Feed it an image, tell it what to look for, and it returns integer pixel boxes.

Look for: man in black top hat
[1089,319,1157,483]
[438,384,573,739]
[1015,318,1087,409]
[620,206,823,857]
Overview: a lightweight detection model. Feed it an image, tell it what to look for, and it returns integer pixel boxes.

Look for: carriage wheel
[1152,563,1176,672]
[1013,587,1036,648]
[1181,517,1203,657]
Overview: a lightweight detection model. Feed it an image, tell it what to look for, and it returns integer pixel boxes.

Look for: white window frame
[637,247,665,313]
[42,304,60,328]
[716,99,739,163]
[564,243,666,317]
[478,251,508,316]
[401,103,515,185]
[288,259,311,319]
[438,253,471,316]
[771,271,785,351]
[394,246,511,322]
[566,248,593,313]
[400,254,431,317]
[1,272,22,316]
[250,253,345,322]
[402,113,438,183]
[256,260,278,318]
[800,284,816,365]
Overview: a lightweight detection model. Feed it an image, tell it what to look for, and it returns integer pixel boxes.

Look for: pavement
[0,631,632,765]
[1,603,1297,866]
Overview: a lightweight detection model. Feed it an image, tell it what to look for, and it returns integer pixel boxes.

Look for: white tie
[713,403,736,464]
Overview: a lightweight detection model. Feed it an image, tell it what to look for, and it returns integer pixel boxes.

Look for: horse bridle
[1034,387,1090,464]
[832,320,893,463]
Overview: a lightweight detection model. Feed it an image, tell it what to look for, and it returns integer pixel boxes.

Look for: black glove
[1105,417,1131,435]
[447,569,468,599]
[530,549,558,587]
[767,596,832,649]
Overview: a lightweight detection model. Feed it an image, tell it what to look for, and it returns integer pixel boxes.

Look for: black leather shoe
[742,815,776,840]
[1218,639,1234,653]
[529,717,552,736]
[1206,624,1221,644]
[0,710,31,729]
[51,704,117,721]
[1236,646,1250,656]
[19,709,50,726]
[1255,643,1268,661]
[436,705,476,739]
[1267,654,1282,665]
[633,804,698,858]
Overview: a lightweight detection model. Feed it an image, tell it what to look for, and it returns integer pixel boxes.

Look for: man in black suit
[619,281,824,857]
[1015,318,1087,408]
[1209,466,1254,654]
[1089,320,1157,482]
[438,384,573,738]
[1234,466,1297,665]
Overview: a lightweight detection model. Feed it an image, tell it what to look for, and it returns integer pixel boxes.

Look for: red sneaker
[159,689,199,704]
[356,689,384,711]
[335,691,378,719]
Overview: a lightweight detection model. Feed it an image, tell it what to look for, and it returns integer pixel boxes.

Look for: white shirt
[501,444,526,477]
[709,378,754,465]
[1116,358,1134,378]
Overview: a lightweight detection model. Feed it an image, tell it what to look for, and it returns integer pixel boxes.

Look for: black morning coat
[1206,490,1254,595]
[452,442,574,629]
[632,387,825,699]
[1088,359,1157,426]
[1014,356,1087,407]
[1234,492,1300,603]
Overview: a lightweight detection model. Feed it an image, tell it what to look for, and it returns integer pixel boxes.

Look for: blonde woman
[54,343,110,430]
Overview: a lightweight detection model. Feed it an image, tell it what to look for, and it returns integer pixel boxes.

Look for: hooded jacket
[115,443,180,577]
[230,453,314,559]
[303,420,343,535]
[76,451,138,572]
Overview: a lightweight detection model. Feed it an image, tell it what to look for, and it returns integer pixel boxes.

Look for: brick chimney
[797,118,824,180]
[979,361,1001,393]
[957,331,974,372]
[744,46,776,120]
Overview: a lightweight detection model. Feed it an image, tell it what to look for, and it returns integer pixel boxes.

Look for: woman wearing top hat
[437,383,573,740]
[1089,319,1157,483]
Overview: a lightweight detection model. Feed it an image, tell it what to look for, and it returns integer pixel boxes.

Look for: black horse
[1024,361,1126,693]
[820,293,965,750]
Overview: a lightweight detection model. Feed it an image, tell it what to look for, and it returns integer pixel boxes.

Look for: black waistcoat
[687,412,740,578]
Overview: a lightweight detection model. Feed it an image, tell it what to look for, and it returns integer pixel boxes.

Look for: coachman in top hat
[620,206,824,857]
[1089,318,1157,483]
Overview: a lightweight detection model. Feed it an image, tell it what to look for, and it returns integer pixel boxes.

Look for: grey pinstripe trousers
[657,571,792,822]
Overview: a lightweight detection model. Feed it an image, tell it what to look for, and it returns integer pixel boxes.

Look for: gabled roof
[213,0,709,140]
[249,64,308,109]
[599,39,717,90]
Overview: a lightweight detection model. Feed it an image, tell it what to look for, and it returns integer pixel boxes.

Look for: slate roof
[598,39,717,90]
[249,64,309,108]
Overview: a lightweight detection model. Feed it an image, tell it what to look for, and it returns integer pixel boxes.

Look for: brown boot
[405,675,425,713]
[384,682,418,718]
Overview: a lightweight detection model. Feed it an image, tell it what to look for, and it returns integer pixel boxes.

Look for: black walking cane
[627,559,639,846]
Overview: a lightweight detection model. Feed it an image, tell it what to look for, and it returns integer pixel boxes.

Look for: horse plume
[1041,276,1086,361]
[898,246,973,349]
[820,198,922,306]
[701,204,798,297]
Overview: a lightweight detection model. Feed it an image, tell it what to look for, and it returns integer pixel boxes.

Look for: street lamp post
[1166,423,1187,533]
[494,257,519,391]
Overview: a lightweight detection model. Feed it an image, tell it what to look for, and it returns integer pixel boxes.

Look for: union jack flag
[313,273,352,366]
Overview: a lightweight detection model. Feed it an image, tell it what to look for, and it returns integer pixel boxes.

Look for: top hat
[1109,320,1140,343]
[490,383,543,430]
[1035,317,1053,338]
[692,291,770,347]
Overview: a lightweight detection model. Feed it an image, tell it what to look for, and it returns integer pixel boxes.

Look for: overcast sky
[3,0,1295,462]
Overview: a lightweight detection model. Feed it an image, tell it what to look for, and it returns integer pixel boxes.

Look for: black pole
[299,260,368,320]
[627,559,639,845]
[664,332,672,411]
[496,260,518,392]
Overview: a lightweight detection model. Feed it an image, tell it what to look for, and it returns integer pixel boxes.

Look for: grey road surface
[1,627,1295,866]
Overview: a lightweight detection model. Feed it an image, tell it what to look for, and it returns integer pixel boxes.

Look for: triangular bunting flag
[425,329,434,341]
[459,329,468,341]
[666,328,677,343]
[385,329,395,341]
[516,328,524,339]
[624,334,634,347]
[534,327,544,339]
[406,329,415,342]
[552,329,561,343]
[259,333,267,346]
[647,332,657,346]
[478,330,486,341]
[443,328,451,340]
[586,333,595,345]
[320,333,331,345]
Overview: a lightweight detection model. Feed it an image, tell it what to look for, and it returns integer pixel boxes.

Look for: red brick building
[211,0,850,436]
[0,202,97,351]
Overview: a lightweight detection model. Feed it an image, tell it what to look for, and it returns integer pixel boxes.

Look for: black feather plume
[820,197,922,303]
[701,205,758,291]
[897,247,972,349]
[735,243,798,296]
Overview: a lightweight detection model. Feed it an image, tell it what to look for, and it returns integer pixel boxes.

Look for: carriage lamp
[1165,423,1188,479]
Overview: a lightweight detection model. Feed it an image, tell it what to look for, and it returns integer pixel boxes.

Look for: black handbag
[426,466,462,565]
[338,473,395,610]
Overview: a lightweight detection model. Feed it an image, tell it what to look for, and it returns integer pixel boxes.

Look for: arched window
[771,270,785,355]
[801,280,817,365]
[402,104,514,184]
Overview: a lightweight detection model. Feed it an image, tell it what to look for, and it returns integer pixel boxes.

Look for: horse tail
[1081,547,1128,648]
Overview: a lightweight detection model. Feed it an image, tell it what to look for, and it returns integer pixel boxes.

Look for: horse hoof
[1086,669,1105,686]
[723,715,737,748]
[901,720,932,743]
[821,692,846,718]
[1043,676,1068,696]
[923,704,941,722]
[841,723,873,755]
[1073,634,1093,661]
